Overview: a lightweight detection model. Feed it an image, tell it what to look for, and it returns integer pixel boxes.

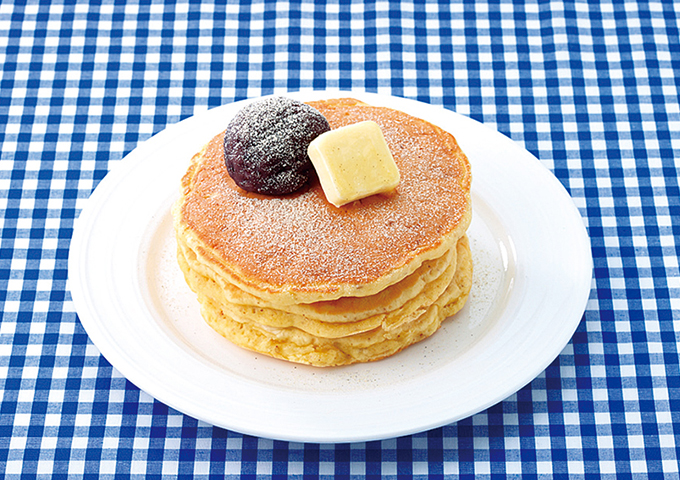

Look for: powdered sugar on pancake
[179,99,472,293]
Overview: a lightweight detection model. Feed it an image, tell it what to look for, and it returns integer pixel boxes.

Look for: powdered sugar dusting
[180,99,471,291]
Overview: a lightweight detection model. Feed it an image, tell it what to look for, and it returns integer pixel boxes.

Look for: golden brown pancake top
[179,98,471,293]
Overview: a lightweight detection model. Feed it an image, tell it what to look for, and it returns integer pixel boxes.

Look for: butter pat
[307,121,400,207]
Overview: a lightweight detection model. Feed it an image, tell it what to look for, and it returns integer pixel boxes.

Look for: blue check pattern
[1,0,679,478]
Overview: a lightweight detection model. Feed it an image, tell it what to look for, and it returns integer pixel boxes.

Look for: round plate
[68,91,592,443]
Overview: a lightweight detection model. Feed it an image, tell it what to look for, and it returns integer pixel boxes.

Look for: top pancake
[175,98,472,303]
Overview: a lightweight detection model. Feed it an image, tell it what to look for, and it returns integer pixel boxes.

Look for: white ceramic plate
[68,91,592,443]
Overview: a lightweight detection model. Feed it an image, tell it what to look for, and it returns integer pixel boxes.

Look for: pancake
[175,98,472,305]
[178,239,459,339]
[193,236,472,367]
[173,97,473,366]
[176,232,457,324]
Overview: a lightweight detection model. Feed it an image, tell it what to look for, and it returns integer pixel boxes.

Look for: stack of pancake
[173,98,472,367]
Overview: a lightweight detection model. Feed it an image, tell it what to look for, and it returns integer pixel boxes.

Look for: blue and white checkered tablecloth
[1,0,679,477]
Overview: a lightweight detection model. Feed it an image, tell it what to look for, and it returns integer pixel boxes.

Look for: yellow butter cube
[307,121,400,207]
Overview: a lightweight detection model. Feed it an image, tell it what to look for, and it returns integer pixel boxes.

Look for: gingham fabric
[1,0,679,478]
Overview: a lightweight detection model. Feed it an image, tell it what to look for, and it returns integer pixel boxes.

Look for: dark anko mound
[224,97,331,195]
